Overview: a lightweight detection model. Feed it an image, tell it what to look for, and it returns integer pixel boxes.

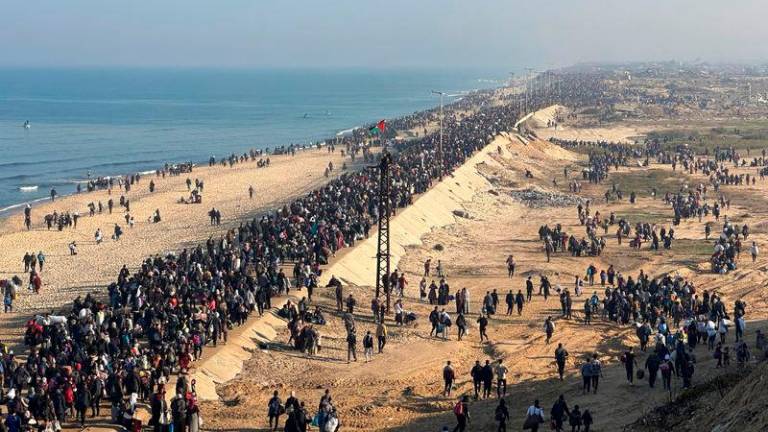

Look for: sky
[1,0,767,69]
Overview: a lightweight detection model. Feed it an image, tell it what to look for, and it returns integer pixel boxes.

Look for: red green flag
[369,119,386,135]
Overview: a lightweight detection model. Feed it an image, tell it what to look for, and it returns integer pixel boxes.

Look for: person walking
[582,409,593,432]
[346,330,357,363]
[621,347,638,385]
[376,321,387,353]
[524,400,545,431]
[75,380,91,427]
[544,317,555,344]
[267,390,283,431]
[470,360,482,400]
[526,276,534,302]
[456,312,467,341]
[568,405,583,432]
[477,314,489,342]
[515,290,525,315]
[645,352,660,389]
[452,395,470,432]
[494,398,509,432]
[443,361,456,397]
[550,394,571,432]
[481,360,494,399]
[37,251,46,272]
[580,358,592,395]
[589,354,602,394]
[660,354,675,390]
[363,330,374,362]
[495,359,508,398]
[750,241,759,262]
[555,343,569,380]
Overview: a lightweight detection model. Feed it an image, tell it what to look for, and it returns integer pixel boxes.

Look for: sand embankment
[188,134,515,400]
[321,142,502,287]
[189,299,294,400]
[522,104,648,143]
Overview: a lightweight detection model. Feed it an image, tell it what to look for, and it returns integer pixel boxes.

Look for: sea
[0,68,506,212]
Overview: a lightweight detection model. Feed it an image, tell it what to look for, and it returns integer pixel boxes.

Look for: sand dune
[200,111,768,431]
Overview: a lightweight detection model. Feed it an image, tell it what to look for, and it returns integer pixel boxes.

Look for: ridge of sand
[200,120,768,431]
[524,104,648,144]
[321,139,505,287]
[187,133,555,401]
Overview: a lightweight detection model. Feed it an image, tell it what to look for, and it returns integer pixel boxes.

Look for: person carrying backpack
[660,355,675,390]
[267,390,283,431]
[568,405,582,432]
[452,395,470,432]
[363,331,374,362]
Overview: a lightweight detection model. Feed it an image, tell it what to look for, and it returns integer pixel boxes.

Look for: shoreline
[0,79,498,214]
[0,79,524,432]
[0,143,321,218]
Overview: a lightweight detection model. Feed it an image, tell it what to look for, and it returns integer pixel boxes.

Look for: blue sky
[1,0,767,68]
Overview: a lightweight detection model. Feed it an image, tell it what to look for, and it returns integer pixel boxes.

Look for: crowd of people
[2,78,563,432]
[7,68,768,432]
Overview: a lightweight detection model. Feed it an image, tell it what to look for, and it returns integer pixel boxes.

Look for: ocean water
[0,68,505,211]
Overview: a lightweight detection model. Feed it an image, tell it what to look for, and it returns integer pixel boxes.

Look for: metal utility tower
[375,152,393,312]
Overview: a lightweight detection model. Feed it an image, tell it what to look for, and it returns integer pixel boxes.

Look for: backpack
[453,402,464,416]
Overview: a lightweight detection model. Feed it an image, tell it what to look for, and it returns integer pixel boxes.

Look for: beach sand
[5,103,768,431]
[0,147,354,346]
[196,109,768,431]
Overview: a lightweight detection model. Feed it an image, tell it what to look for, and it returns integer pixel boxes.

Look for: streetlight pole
[432,90,445,180]
[525,67,533,114]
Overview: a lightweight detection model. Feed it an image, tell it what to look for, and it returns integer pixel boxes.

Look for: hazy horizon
[2,0,768,69]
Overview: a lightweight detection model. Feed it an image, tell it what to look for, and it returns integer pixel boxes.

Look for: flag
[369,119,386,135]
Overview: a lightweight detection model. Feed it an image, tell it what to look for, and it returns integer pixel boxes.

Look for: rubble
[508,187,584,208]
[452,209,471,219]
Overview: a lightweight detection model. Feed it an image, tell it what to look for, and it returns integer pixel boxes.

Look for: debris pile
[508,187,584,208]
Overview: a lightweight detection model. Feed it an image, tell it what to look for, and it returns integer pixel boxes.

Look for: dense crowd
[1,83,554,431]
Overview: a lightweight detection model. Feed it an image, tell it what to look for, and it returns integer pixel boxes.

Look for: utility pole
[525,67,534,114]
[374,152,392,312]
[432,90,446,180]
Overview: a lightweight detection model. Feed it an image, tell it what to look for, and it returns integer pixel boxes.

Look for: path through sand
[200,114,768,431]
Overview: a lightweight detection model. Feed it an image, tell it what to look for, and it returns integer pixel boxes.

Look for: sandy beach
[3,66,768,432]
[0,148,353,344]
